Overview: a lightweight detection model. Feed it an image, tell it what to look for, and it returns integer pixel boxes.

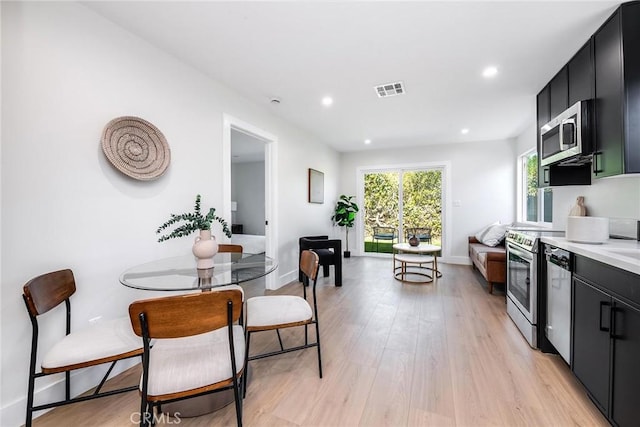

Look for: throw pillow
[475,222,507,247]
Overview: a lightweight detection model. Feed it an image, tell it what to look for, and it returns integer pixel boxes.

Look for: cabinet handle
[599,301,611,332]
[543,168,550,184]
[610,306,623,339]
[592,152,603,174]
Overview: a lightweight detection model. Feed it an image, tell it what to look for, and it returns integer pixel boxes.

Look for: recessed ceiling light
[364,139,372,145]
[482,66,498,78]
[461,128,470,134]
[321,96,333,106]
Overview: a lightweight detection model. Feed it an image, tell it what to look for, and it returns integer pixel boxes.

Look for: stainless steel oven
[506,238,538,347]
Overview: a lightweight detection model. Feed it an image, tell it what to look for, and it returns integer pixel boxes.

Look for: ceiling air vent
[374,81,405,98]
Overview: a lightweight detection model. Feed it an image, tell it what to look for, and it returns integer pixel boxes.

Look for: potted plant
[331,195,359,258]
[157,194,231,268]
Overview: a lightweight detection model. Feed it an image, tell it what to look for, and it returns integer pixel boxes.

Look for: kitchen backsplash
[552,174,640,231]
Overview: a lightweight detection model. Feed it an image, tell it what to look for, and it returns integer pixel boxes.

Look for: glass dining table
[119,252,277,292]
[119,251,277,418]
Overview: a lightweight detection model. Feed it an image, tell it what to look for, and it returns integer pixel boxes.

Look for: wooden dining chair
[243,250,322,395]
[22,269,143,427]
[128,289,245,427]
[219,244,243,253]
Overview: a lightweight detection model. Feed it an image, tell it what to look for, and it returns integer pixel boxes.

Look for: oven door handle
[507,244,533,261]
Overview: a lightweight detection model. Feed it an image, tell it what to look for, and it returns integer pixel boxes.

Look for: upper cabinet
[537,87,551,187]
[549,66,568,119]
[592,3,640,178]
[536,1,640,184]
[568,41,594,106]
[536,43,592,188]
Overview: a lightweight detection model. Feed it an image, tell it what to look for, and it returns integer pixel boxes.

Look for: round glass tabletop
[119,253,277,291]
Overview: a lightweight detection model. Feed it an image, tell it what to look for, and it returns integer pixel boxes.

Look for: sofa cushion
[475,222,507,247]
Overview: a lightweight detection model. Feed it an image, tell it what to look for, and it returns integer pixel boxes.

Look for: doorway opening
[358,165,446,256]
[222,115,278,289]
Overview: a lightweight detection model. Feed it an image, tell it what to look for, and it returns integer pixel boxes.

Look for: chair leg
[243,332,251,398]
[322,264,330,278]
[232,373,243,427]
[25,373,35,427]
[315,320,323,378]
[489,282,494,294]
[65,371,71,400]
[335,260,342,287]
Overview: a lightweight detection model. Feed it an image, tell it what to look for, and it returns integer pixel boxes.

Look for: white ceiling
[83,1,621,152]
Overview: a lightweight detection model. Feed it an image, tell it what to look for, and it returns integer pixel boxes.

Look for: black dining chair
[299,235,342,286]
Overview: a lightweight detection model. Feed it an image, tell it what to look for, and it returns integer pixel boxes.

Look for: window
[519,150,552,224]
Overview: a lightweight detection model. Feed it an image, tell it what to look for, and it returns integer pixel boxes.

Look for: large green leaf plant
[331,195,359,253]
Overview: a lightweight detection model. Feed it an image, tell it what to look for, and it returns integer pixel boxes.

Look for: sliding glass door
[363,167,442,254]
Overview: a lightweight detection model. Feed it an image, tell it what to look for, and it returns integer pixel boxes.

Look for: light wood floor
[31,257,608,426]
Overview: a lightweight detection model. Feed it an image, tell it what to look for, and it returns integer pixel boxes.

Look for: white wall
[0,2,339,424]
[552,176,640,230]
[339,139,517,262]
[232,161,266,235]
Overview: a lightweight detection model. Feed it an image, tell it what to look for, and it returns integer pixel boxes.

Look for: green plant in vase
[331,194,359,258]
[157,194,231,269]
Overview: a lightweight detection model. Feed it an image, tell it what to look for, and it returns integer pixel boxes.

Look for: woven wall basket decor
[101,116,170,181]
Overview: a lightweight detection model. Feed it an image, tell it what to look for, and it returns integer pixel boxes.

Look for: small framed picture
[308,168,324,204]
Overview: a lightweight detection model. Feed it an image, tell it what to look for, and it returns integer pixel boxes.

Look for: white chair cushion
[42,317,141,370]
[144,325,245,397]
[246,295,312,328]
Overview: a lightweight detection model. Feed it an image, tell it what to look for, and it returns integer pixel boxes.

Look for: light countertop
[540,236,640,276]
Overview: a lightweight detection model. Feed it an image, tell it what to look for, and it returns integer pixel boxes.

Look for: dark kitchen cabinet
[536,41,592,187]
[536,86,551,187]
[592,2,640,178]
[611,300,640,427]
[549,66,568,119]
[572,277,610,414]
[572,254,640,426]
[568,40,594,106]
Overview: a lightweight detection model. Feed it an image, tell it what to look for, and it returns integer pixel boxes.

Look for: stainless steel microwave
[540,100,592,166]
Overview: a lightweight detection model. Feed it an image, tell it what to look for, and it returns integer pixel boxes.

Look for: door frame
[356,161,452,261]
[222,114,279,290]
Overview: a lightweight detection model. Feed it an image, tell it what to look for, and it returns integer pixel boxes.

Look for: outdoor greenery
[363,170,442,248]
[364,172,399,234]
[526,152,538,222]
[332,195,359,252]
[156,194,231,242]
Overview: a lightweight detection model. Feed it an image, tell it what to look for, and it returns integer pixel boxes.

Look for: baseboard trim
[442,256,472,265]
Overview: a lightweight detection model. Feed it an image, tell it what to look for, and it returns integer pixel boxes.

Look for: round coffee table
[392,243,442,283]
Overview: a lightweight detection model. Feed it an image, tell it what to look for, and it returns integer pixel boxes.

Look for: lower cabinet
[610,299,640,427]
[572,277,610,414]
[572,257,640,426]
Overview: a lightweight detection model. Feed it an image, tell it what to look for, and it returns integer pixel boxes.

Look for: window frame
[517,149,553,226]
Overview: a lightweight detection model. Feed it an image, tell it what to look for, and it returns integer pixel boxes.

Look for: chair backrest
[23,269,76,316]
[128,289,243,339]
[219,244,243,253]
[373,227,397,237]
[407,227,432,242]
[300,250,319,281]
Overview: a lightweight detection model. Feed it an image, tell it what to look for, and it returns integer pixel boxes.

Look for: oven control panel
[506,230,537,252]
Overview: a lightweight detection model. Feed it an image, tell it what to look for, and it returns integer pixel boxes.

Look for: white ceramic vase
[192,229,219,269]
